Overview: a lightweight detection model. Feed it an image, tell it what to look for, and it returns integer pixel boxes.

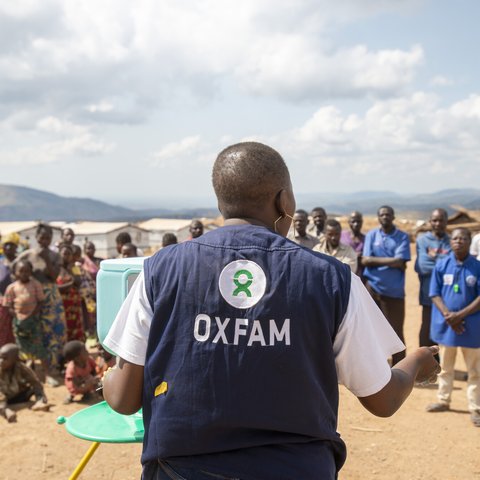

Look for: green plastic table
[57,401,143,479]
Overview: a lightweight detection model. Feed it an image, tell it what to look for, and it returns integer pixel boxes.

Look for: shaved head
[212,142,290,218]
[431,208,448,221]
[451,227,471,240]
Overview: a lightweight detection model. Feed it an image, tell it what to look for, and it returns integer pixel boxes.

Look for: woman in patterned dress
[16,224,66,386]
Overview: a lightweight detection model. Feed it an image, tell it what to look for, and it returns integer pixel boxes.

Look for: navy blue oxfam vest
[142,225,351,480]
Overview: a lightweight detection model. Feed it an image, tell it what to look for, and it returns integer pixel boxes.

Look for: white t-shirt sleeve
[334,272,405,397]
[471,233,480,260]
[103,271,153,366]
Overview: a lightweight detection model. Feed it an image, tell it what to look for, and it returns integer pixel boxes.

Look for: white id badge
[443,274,454,286]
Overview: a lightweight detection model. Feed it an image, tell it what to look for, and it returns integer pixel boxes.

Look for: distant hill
[295,189,480,216]
[1,184,479,222]
[0,185,219,221]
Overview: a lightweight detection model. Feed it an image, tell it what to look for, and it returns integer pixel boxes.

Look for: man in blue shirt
[362,206,411,365]
[426,227,480,427]
[415,209,450,354]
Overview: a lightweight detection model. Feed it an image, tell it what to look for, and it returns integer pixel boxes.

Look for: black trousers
[366,283,406,365]
[419,305,439,362]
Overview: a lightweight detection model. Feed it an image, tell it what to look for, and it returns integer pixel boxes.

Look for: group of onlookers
[0,219,206,422]
[115,219,205,257]
[288,206,480,427]
[1,210,479,427]
[0,224,103,385]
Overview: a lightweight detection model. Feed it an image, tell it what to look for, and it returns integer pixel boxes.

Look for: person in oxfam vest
[103,142,440,480]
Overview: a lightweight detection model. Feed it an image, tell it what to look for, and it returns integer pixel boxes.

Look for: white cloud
[0,116,114,165]
[263,92,480,189]
[430,75,453,87]
[145,90,480,192]
[430,160,455,174]
[312,157,337,167]
[0,0,426,127]
[0,137,113,166]
[150,135,203,167]
[86,101,114,113]
[237,44,423,100]
[450,94,480,119]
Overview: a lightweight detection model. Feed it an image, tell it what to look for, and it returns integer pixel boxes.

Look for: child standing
[82,241,102,281]
[57,245,85,342]
[2,260,48,365]
[63,340,100,404]
[0,343,49,422]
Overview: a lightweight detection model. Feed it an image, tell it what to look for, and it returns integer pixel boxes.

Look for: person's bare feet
[5,408,17,423]
[31,399,50,412]
[471,410,480,427]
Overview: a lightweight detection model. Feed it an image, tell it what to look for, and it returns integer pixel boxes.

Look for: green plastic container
[96,257,145,352]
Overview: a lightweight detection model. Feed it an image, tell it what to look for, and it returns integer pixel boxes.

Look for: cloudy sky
[1,0,479,208]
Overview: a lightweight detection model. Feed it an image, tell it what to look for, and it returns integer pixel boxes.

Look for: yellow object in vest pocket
[154,382,168,397]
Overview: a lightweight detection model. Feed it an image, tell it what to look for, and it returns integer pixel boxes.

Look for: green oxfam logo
[233,269,253,297]
[219,260,266,309]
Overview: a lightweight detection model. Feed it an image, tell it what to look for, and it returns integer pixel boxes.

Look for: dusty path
[1,252,479,480]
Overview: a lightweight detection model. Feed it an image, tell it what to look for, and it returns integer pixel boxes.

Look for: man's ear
[274,189,288,217]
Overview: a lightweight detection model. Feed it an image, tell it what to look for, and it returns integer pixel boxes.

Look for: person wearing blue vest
[414,209,450,354]
[103,142,440,480]
[425,227,480,427]
[362,206,411,365]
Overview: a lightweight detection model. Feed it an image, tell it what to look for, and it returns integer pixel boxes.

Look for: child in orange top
[63,340,100,404]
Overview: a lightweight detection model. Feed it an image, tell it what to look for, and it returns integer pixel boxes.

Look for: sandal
[426,402,450,412]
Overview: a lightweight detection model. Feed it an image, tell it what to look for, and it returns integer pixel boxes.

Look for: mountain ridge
[1,184,479,221]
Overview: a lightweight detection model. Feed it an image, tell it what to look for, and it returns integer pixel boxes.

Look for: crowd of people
[0,200,479,431]
[287,205,480,427]
[0,219,205,420]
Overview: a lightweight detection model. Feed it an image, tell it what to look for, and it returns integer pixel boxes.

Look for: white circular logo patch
[219,260,267,309]
[466,275,477,287]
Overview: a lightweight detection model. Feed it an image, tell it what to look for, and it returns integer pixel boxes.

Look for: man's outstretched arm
[358,346,440,417]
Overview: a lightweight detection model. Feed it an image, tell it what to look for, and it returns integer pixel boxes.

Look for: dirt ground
[1,249,479,480]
